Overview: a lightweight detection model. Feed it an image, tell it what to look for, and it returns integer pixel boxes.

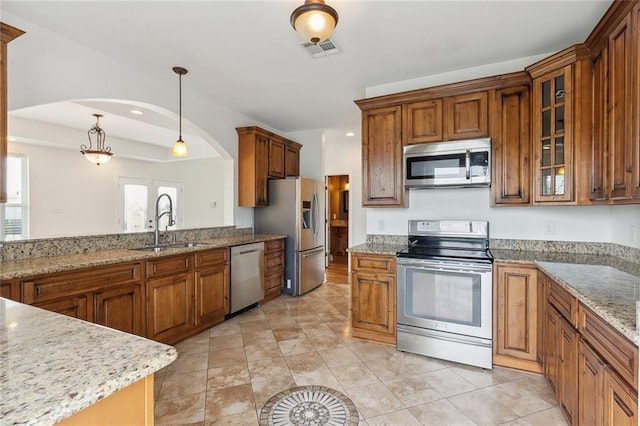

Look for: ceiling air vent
[300,38,339,58]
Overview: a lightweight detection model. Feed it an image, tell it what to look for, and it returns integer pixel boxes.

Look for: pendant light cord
[178,72,182,139]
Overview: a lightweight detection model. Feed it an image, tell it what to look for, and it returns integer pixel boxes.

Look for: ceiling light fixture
[80,113,112,165]
[130,109,144,115]
[346,131,354,137]
[172,66,188,157]
[290,0,339,45]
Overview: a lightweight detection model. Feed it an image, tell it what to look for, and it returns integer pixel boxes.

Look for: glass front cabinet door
[532,65,573,202]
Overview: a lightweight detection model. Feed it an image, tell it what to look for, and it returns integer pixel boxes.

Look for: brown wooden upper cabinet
[527,45,592,204]
[0,23,25,204]
[360,106,404,207]
[588,2,640,203]
[237,126,301,207]
[403,99,443,144]
[490,82,531,206]
[403,93,488,145]
[444,92,489,140]
[267,136,286,178]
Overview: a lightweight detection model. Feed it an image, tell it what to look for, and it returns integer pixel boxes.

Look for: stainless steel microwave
[403,138,491,188]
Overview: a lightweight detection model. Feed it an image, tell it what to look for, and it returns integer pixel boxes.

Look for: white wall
[609,204,640,249]
[324,129,366,246]
[366,188,613,243]
[286,129,325,182]
[10,142,225,239]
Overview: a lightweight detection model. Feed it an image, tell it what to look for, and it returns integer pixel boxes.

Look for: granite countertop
[347,242,406,256]
[0,297,177,425]
[492,249,640,346]
[350,243,640,346]
[0,234,286,280]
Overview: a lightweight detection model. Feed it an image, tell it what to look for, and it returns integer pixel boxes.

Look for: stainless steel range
[396,220,493,369]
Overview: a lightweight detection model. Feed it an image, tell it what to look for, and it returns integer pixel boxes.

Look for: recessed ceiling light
[8,137,16,141]
[130,109,144,115]
[346,132,354,137]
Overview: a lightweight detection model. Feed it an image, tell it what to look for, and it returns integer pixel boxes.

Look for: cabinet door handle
[613,393,634,418]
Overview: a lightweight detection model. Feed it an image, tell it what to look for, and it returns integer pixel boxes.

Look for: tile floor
[154,270,567,425]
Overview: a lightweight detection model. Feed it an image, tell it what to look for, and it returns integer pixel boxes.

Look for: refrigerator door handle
[312,191,319,238]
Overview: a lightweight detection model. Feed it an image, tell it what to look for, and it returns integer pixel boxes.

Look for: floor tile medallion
[259,385,359,426]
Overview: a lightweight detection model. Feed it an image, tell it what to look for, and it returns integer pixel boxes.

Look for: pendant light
[172,66,188,157]
[80,113,113,165]
[290,0,339,45]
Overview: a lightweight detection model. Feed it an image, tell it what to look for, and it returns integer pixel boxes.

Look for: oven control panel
[410,220,488,238]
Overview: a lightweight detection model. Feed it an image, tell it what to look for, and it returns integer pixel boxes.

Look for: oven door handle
[397,259,492,274]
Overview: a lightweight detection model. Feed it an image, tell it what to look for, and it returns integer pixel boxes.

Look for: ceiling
[2,0,613,157]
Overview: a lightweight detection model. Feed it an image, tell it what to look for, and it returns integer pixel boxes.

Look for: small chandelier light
[172,66,188,157]
[80,113,112,165]
[290,0,339,45]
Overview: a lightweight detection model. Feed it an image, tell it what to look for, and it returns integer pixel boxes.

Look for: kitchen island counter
[0,297,177,425]
[0,234,286,280]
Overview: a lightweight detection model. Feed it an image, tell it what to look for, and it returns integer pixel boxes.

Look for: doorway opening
[325,175,349,282]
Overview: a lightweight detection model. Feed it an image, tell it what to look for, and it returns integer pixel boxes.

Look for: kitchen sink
[131,242,208,252]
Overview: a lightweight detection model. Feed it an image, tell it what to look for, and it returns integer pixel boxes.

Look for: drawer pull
[35,287,41,296]
[153,264,157,274]
[613,393,634,418]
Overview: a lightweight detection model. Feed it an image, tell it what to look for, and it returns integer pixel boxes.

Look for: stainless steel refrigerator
[254,177,325,296]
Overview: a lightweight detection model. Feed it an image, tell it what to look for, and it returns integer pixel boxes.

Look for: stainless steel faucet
[154,193,175,245]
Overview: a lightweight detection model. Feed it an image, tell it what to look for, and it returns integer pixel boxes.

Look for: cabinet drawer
[265,251,284,273]
[351,254,395,274]
[146,254,191,278]
[265,239,285,253]
[548,278,578,327]
[579,304,638,391]
[195,248,228,269]
[21,262,143,304]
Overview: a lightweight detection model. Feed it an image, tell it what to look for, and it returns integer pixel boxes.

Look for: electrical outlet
[544,220,555,236]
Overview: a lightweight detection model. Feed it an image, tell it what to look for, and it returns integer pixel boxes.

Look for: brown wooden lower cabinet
[350,253,396,344]
[603,366,638,425]
[95,284,143,336]
[35,295,89,321]
[146,271,194,343]
[579,338,606,425]
[262,238,285,303]
[540,275,639,426]
[194,263,228,327]
[558,315,579,424]
[493,263,540,372]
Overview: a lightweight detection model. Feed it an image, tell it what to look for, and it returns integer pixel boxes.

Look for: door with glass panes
[533,65,573,202]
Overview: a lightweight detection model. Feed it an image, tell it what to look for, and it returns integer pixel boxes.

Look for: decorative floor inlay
[259,385,359,426]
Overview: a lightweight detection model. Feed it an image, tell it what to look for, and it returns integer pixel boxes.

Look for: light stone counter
[493,249,640,346]
[0,297,177,425]
[347,242,406,256]
[0,234,286,280]
[536,262,640,345]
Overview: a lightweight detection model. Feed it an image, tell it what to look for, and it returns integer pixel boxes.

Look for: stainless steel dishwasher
[228,242,265,316]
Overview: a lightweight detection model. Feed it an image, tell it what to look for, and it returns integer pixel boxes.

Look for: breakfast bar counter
[0,297,177,425]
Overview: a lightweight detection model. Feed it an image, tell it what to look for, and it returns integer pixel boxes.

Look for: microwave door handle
[465,150,471,180]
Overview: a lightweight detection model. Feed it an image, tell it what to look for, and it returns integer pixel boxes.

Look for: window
[1,154,28,240]
[118,178,182,233]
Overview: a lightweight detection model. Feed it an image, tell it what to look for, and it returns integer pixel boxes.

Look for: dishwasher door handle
[237,248,260,255]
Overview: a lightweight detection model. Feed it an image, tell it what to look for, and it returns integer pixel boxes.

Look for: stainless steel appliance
[229,242,265,316]
[254,177,325,296]
[403,138,491,188]
[396,220,493,369]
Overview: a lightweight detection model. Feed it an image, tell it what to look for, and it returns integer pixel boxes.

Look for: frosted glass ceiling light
[290,0,339,44]
[172,66,188,157]
[80,113,112,165]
